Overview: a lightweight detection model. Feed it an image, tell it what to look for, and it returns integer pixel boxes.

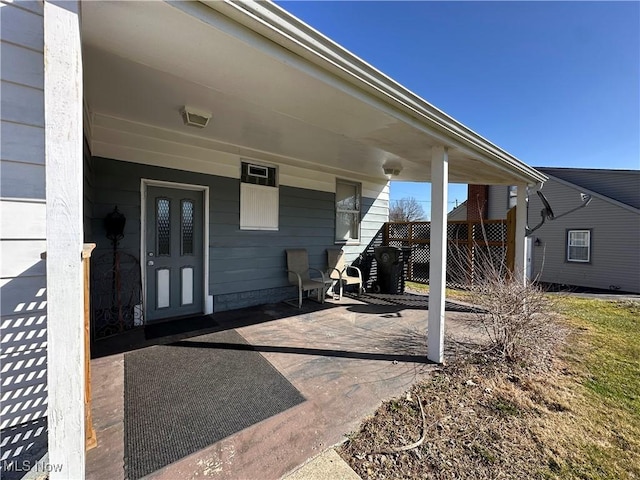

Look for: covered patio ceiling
[81,1,546,186]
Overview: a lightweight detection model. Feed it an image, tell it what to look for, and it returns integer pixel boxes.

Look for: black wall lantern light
[104,206,126,247]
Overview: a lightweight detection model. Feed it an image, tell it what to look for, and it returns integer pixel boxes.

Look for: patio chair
[327,248,363,300]
[285,249,332,309]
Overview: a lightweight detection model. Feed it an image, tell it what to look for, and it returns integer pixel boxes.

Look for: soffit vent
[181,106,211,128]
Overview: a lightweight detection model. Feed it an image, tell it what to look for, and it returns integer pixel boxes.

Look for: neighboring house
[0,1,545,478]
[453,168,640,293]
[447,201,469,221]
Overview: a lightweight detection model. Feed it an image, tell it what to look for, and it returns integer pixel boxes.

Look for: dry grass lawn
[338,295,640,479]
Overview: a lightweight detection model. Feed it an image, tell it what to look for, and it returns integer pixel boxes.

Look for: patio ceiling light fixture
[181,105,211,128]
[383,164,402,178]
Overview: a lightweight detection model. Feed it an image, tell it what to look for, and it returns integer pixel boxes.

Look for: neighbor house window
[336,179,361,243]
[567,230,591,262]
[240,161,279,230]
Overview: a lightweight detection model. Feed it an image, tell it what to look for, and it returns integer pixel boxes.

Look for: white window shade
[240,183,279,230]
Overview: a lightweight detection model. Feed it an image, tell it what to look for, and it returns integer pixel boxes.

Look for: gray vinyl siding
[447,202,467,221]
[529,178,640,293]
[90,157,385,313]
[0,1,48,475]
[487,185,509,220]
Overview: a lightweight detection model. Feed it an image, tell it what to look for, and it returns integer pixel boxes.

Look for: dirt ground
[337,353,573,479]
[337,299,640,480]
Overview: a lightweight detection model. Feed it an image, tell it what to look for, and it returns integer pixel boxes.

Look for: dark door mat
[144,314,218,340]
[93,315,220,359]
[124,329,305,480]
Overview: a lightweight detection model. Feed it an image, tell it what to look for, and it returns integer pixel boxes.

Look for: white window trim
[247,164,269,179]
[335,179,361,245]
[567,229,591,263]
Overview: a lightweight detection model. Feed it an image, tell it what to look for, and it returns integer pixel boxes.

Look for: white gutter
[200,0,547,185]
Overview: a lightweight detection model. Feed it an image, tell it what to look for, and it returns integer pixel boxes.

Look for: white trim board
[43,2,85,478]
[90,114,390,189]
[140,179,213,319]
[93,136,389,198]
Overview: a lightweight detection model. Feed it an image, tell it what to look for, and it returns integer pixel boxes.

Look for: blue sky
[276,1,639,216]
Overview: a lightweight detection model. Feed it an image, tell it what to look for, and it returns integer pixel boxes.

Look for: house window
[336,179,361,243]
[567,230,591,263]
[240,161,279,230]
[507,185,518,209]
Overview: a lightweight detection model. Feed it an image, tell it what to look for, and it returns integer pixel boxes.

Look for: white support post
[514,183,528,283]
[44,2,85,478]
[427,146,448,364]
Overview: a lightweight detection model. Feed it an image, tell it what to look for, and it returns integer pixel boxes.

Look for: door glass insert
[181,267,194,305]
[156,198,171,256]
[181,199,194,256]
[156,268,170,309]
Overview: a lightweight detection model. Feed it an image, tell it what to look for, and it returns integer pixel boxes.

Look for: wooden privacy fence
[384,209,516,288]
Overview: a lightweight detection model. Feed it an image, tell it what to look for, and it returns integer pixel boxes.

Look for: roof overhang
[81,0,546,186]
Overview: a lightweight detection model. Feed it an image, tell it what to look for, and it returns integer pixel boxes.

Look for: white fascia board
[199,0,547,186]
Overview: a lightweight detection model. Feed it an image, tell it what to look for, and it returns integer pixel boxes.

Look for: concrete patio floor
[86,293,483,480]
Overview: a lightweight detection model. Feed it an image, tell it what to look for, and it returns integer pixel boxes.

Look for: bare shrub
[470,271,563,364]
[446,222,566,365]
[465,247,566,365]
